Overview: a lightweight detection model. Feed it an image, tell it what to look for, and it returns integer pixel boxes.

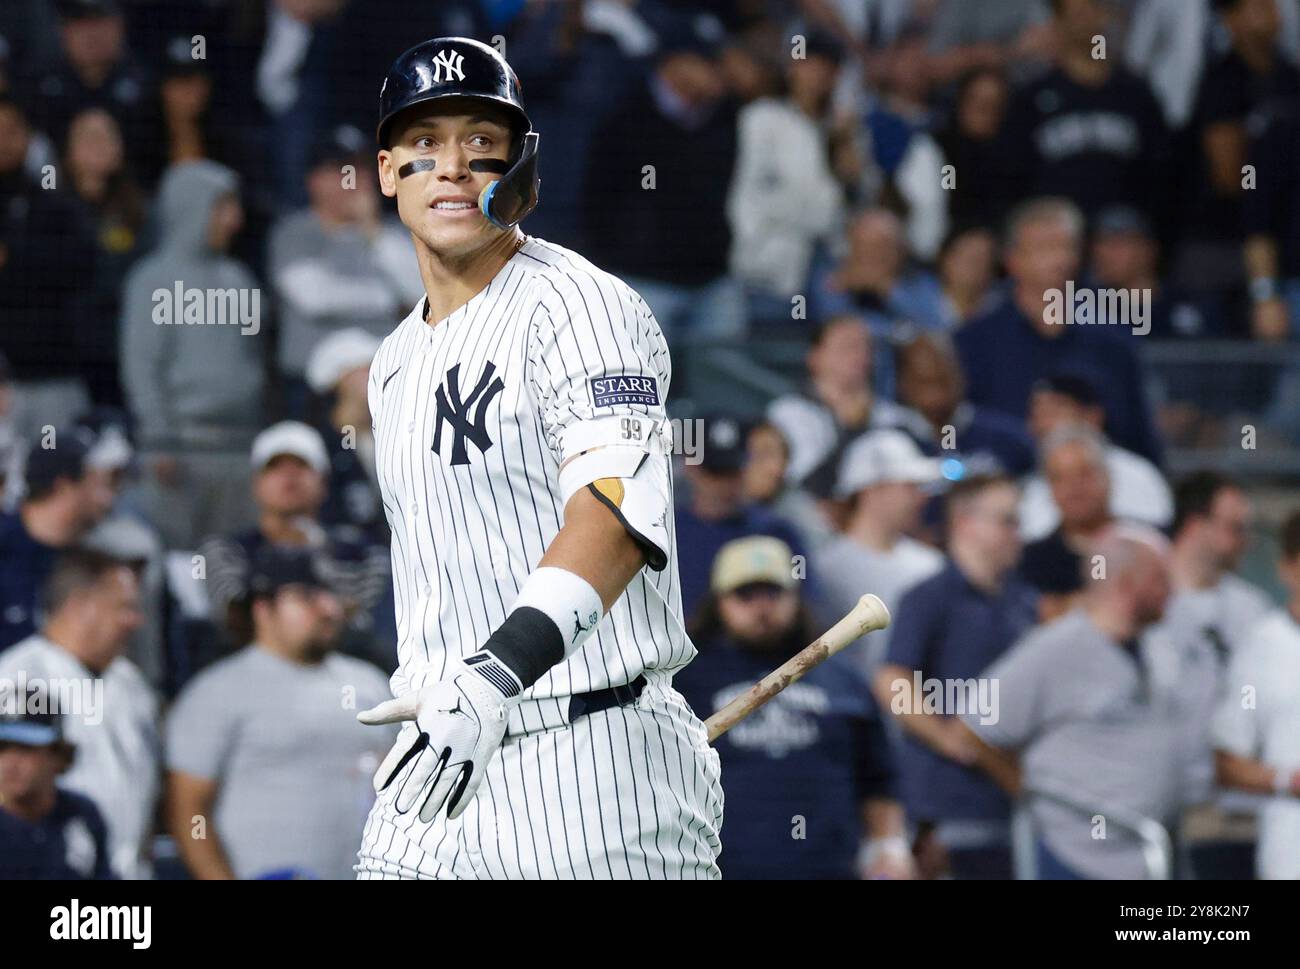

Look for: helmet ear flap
[477,131,540,229]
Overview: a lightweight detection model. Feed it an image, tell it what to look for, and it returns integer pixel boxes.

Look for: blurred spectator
[0,93,97,437]
[934,69,1017,229]
[1124,0,1214,129]
[1243,93,1300,332]
[16,0,156,173]
[145,31,259,189]
[77,413,168,689]
[1244,103,1300,438]
[1122,0,1300,132]
[812,209,947,346]
[955,197,1163,462]
[959,526,1198,879]
[819,430,944,672]
[0,430,113,651]
[716,30,781,106]
[767,315,931,495]
[1019,424,1115,620]
[740,419,834,551]
[895,331,1036,477]
[198,421,389,665]
[1150,472,1271,694]
[852,27,951,261]
[120,159,264,551]
[726,31,845,327]
[0,549,158,879]
[503,0,661,250]
[1182,0,1299,303]
[676,536,912,880]
[1144,471,1273,872]
[270,125,421,414]
[998,0,1171,228]
[218,0,352,212]
[583,12,742,340]
[152,33,217,175]
[139,31,271,266]
[1212,506,1300,880]
[305,328,384,539]
[1019,374,1172,540]
[0,711,114,879]
[933,224,1001,329]
[874,474,1037,879]
[676,415,811,618]
[62,106,146,407]
[926,0,1055,88]
[166,546,392,879]
[1089,205,1226,339]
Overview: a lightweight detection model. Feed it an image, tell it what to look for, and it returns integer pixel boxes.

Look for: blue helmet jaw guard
[477,131,540,229]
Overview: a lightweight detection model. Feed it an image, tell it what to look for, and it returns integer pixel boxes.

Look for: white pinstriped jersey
[368,237,691,707]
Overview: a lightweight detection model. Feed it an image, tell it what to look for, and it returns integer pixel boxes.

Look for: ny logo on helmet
[431,49,466,83]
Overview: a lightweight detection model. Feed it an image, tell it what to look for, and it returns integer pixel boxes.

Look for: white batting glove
[357,652,523,822]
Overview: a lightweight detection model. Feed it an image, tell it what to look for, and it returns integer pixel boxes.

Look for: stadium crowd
[1,0,1300,879]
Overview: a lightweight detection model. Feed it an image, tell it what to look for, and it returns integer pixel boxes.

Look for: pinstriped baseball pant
[355,677,724,879]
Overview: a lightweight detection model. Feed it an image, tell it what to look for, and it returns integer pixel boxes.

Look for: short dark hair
[1212,0,1244,13]
[945,472,1015,523]
[1281,509,1300,561]
[42,548,132,617]
[1172,471,1239,536]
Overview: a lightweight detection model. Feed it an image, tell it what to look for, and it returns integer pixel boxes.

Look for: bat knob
[856,594,891,632]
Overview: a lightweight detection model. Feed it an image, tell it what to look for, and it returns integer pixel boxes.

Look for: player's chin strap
[473,131,540,229]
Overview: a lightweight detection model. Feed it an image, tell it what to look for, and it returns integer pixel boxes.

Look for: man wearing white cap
[305,329,383,539]
[818,429,945,674]
[198,421,390,663]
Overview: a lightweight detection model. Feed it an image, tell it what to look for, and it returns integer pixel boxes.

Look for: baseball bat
[704,594,891,744]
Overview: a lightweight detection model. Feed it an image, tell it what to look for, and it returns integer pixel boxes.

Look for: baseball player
[354,37,723,879]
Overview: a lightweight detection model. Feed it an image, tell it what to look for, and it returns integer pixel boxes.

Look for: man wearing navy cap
[0,710,115,879]
[675,415,813,617]
[0,429,114,651]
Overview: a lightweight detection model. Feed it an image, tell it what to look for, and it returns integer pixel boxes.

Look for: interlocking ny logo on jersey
[431,49,466,83]
[432,361,505,466]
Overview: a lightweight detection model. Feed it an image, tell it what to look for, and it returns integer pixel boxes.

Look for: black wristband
[482,606,565,690]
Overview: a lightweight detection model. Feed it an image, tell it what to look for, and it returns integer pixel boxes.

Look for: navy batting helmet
[377,37,540,229]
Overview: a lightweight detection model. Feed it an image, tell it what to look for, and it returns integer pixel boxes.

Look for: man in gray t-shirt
[166,548,394,879]
[958,525,1199,878]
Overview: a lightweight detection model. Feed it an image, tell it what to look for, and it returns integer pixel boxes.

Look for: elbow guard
[557,417,673,571]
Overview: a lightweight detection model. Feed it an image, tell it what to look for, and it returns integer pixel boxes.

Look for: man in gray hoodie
[119,160,266,551]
